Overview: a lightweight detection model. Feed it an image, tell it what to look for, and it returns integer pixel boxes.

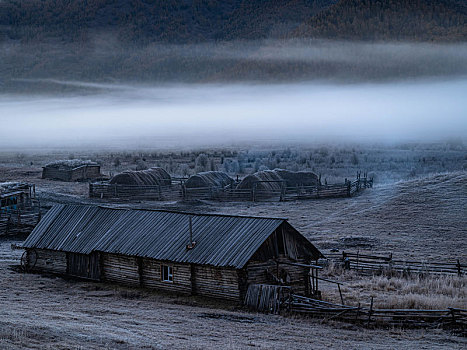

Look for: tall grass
[321,262,466,310]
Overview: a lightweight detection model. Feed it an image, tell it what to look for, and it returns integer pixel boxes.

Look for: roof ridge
[56,204,288,221]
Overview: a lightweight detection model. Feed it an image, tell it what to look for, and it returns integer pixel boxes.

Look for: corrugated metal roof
[23,205,308,268]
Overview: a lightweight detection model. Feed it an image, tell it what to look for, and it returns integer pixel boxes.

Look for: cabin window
[161,264,173,283]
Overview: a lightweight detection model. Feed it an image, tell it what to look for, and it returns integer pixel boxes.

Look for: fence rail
[288,294,466,331]
[90,176,373,202]
[89,183,181,200]
[244,284,466,331]
[325,251,466,276]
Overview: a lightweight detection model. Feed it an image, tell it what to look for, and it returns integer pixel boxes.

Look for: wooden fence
[244,284,466,331]
[0,205,41,235]
[287,294,466,331]
[326,251,466,276]
[183,177,372,201]
[89,183,181,200]
[89,175,373,202]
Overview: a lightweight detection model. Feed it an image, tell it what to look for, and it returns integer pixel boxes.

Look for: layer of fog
[2,40,467,87]
[1,79,466,150]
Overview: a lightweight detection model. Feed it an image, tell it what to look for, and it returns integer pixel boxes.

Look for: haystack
[236,170,284,192]
[273,169,319,187]
[109,167,171,186]
[185,171,233,189]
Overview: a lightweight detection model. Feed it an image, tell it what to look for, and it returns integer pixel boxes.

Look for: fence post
[457,259,462,276]
[338,284,344,305]
[367,296,374,326]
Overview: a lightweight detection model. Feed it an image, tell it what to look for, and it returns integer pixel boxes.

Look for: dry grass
[321,262,467,310]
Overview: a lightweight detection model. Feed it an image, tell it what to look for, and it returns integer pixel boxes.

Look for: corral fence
[184,179,365,201]
[0,203,42,235]
[325,251,466,276]
[89,183,181,200]
[183,175,372,201]
[90,174,373,202]
[288,294,466,331]
[244,284,466,332]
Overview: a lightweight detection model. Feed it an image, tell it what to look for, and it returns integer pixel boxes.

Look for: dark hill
[1,0,466,43]
[294,0,467,41]
[0,0,337,43]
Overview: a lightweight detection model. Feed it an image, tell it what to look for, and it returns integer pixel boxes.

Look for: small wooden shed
[42,160,101,181]
[22,205,323,301]
[0,182,40,234]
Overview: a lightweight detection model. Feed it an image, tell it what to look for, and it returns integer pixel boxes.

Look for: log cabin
[22,205,323,302]
[42,160,101,181]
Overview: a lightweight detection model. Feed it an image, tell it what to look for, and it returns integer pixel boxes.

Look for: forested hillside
[295,0,467,41]
[1,0,466,43]
[0,0,336,43]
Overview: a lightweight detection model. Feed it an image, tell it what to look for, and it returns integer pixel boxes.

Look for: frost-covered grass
[322,262,467,310]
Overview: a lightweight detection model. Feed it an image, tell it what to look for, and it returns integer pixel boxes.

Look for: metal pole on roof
[189,216,193,245]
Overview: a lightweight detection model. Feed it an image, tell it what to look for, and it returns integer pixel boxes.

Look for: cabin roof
[23,205,320,268]
[43,159,99,170]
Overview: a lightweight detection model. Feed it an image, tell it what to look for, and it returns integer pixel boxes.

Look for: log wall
[31,249,67,274]
[101,253,140,286]
[42,168,72,181]
[26,250,312,302]
[193,265,241,301]
[141,259,192,294]
[42,165,100,181]
[100,254,240,299]
[70,166,101,181]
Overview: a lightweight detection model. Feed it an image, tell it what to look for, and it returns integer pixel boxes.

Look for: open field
[0,144,466,349]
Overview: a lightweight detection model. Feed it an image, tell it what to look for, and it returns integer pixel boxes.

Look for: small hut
[42,160,101,181]
[22,205,324,301]
[109,167,171,186]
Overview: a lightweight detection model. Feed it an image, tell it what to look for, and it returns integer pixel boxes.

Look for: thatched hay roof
[236,169,319,191]
[44,159,98,170]
[185,171,233,189]
[273,169,319,187]
[236,170,284,191]
[109,167,171,186]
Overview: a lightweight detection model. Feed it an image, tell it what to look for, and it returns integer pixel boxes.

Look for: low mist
[1,78,466,150]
